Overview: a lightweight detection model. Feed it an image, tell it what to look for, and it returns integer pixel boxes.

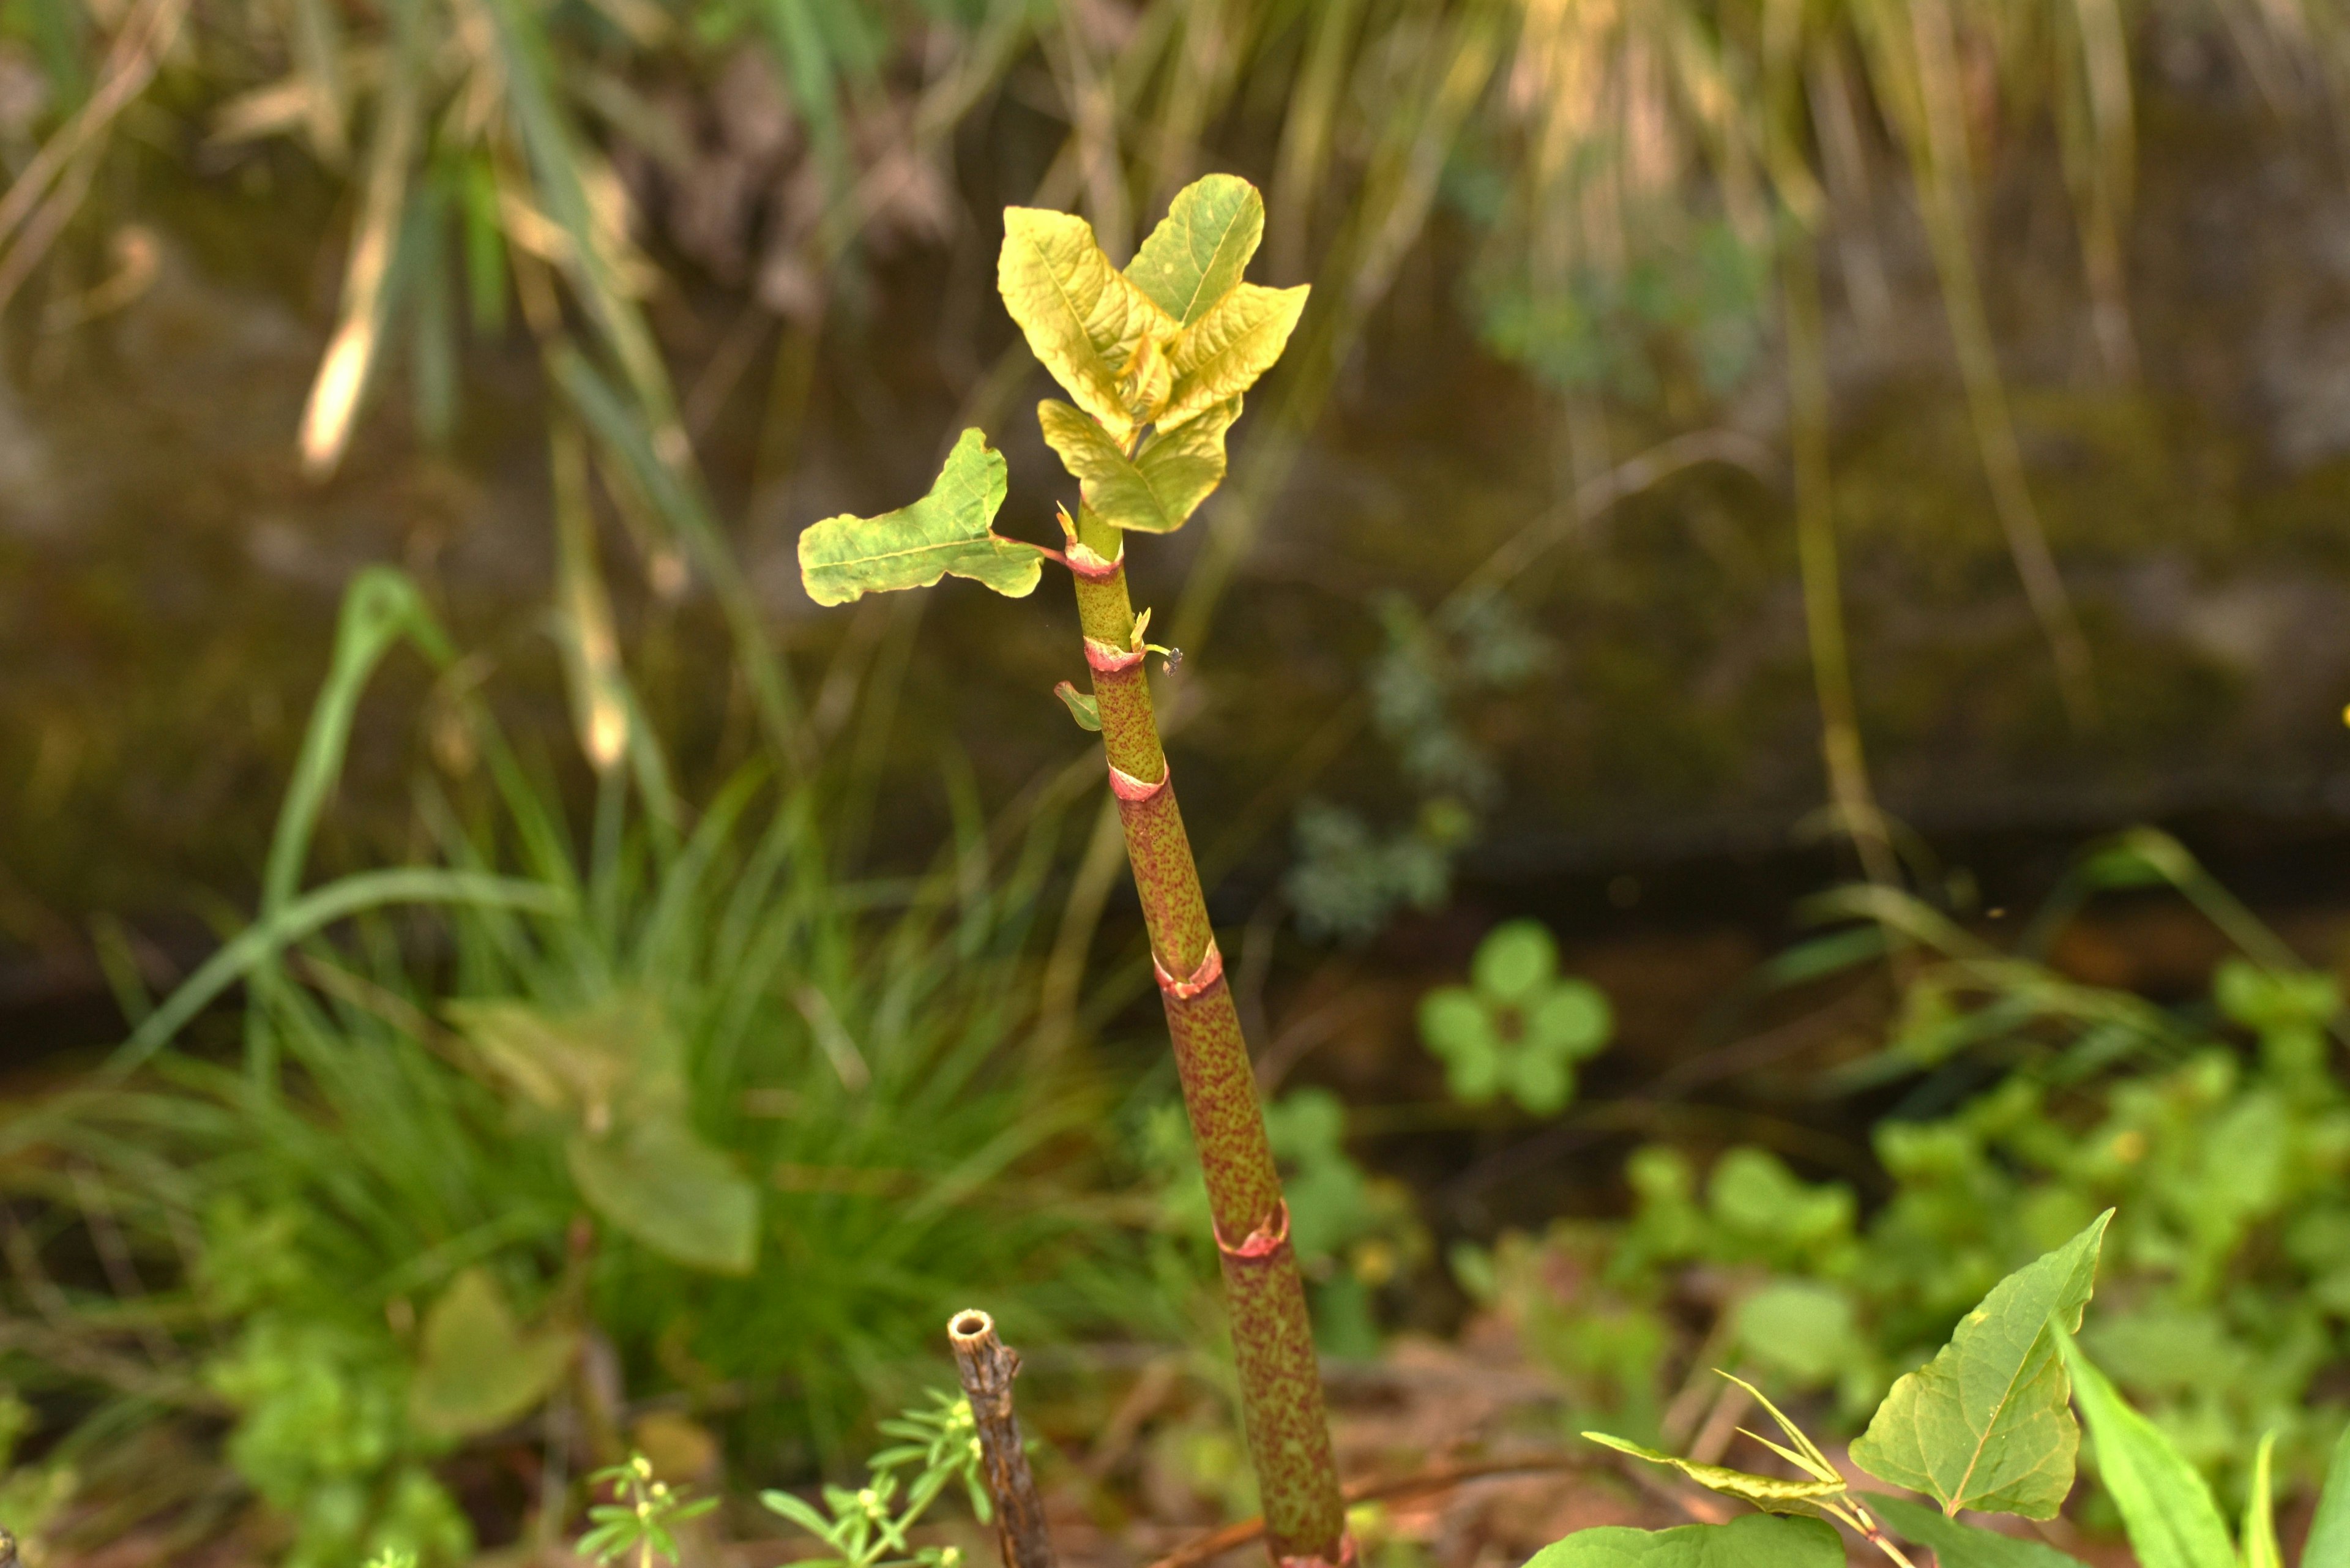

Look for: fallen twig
[949,1310,1057,1568]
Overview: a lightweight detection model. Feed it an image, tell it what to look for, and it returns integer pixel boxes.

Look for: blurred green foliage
[1461,933,2350,1510]
[0,570,1144,1562]
[1419,919,1613,1114]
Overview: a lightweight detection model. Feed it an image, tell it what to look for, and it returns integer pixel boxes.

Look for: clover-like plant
[1418,920,1612,1114]
[761,1391,990,1568]
[791,176,1347,1567]
[576,1456,718,1568]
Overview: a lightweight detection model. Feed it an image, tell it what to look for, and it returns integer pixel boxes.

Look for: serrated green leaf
[1159,282,1308,431]
[1053,681,1101,731]
[1524,1513,1845,1568]
[1125,174,1264,329]
[568,1114,759,1275]
[1581,1432,1848,1515]
[2243,1432,2281,1568]
[797,430,1037,607]
[2061,1333,2234,1568]
[1851,1211,2111,1518]
[1868,1496,2090,1568]
[999,208,1171,444]
[2305,1422,2350,1568]
[407,1267,576,1441]
[1036,397,1240,533]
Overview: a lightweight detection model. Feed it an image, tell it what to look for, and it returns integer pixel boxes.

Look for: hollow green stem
[1069,509,1349,1568]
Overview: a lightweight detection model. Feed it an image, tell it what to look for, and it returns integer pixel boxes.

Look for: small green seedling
[761,1391,989,1568]
[1542,1211,2117,1567]
[576,1454,718,1568]
[1542,1202,2350,1566]
[1418,920,1611,1113]
[791,176,1348,1566]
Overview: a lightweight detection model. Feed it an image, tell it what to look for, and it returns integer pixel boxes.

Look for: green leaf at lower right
[1869,1495,2087,1567]
[1523,1514,1843,1567]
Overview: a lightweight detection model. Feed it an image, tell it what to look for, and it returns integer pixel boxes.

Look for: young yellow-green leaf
[408,1267,576,1441]
[999,207,1173,444]
[2243,1432,2282,1568]
[1159,282,1308,431]
[1851,1211,2111,1518]
[1582,1432,1849,1515]
[797,430,1038,607]
[1524,1514,1845,1568]
[1036,397,1241,534]
[1868,1497,2091,1568]
[1053,680,1102,731]
[2305,1422,2350,1568]
[2061,1334,2235,1568]
[1126,173,1265,328]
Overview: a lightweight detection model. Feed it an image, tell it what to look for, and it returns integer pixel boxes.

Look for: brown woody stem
[947,1310,1057,1568]
[1069,510,1350,1568]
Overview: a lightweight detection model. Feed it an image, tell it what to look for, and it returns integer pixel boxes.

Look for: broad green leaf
[2306,1422,2350,1568]
[568,1114,759,1275]
[2059,1332,2234,1568]
[999,207,1172,443]
[1582,1432,1848,1515]
[1159,282,1309,431]
[1036,396,1240,533]
[1868,1496,2090,1568]
[1524,1514,1845,1568]
[408,1267,576,1441]
[2243,1432,2281,1568]
[797,430,1037,607]
[1125,174,1264,328]
[1851,1211,2111,1518]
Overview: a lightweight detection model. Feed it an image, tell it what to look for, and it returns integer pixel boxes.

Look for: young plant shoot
[793,177,1347,1568]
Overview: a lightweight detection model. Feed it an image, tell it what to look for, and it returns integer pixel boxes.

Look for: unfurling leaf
[998,208,1173,444]
[1851,1211,2111,1518]
[1524,1514,1844,1568]
[1125,173,1265,328]
[1581,1432,1848,1516]
[1053,681,1102,731]
[1037,397,1241,533]
[2060,1333,2235,1568]
[797,430,1037,606]
[569,1114,759,1275]
[1159,282,1308,431]
[2244,1432,2283,1568]
[408,1267,576,1440]
[1868,1497,2089,1568]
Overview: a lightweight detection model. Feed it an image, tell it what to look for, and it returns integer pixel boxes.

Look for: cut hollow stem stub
[947,1310,1056,1568]
[1070,510,1351,1568]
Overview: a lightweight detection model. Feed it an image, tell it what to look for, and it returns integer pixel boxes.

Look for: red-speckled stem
[1070,509,1348,1567]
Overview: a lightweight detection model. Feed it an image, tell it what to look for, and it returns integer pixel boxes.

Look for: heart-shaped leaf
[1851,1211,2111,1518]
[1524,1514,1845,1568]
[1036,396,1240,534]
[797,430,1037,607]
[1126,174,1264,328]
[409,1267,576,1441]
